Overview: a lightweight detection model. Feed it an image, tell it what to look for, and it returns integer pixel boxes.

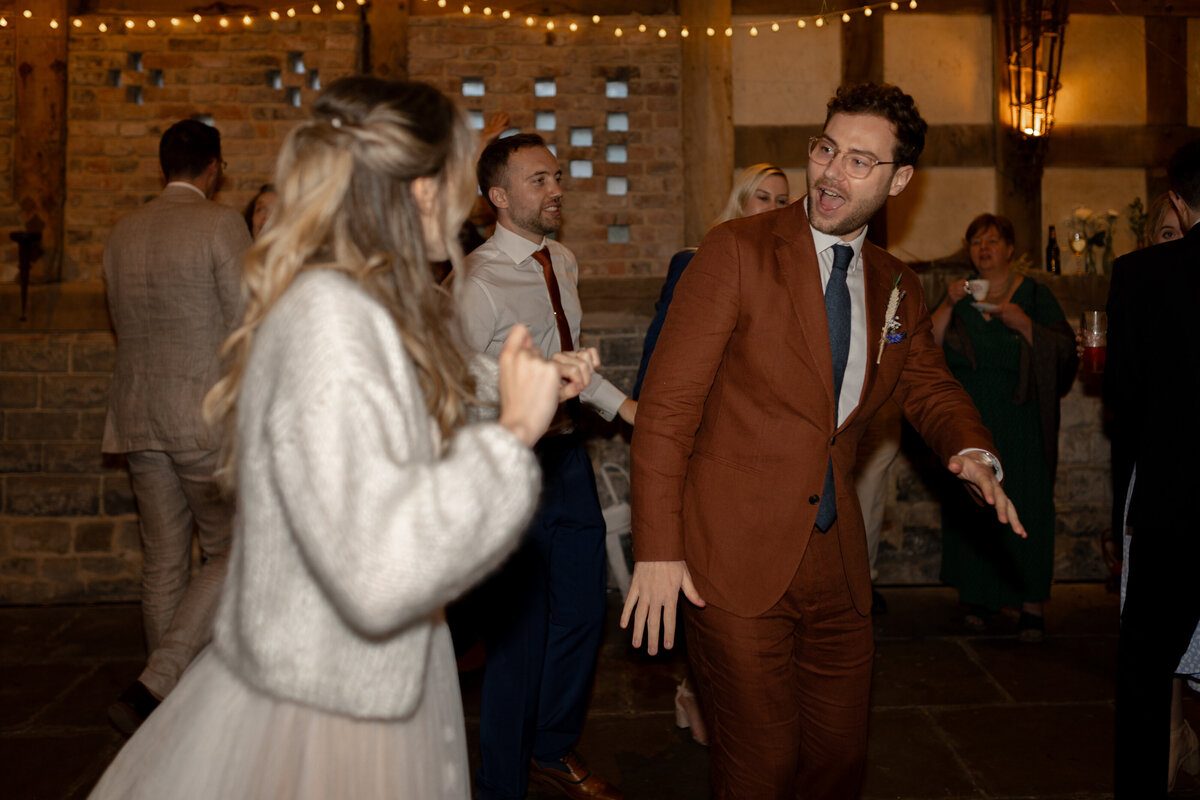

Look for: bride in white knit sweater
[90,77,598,799]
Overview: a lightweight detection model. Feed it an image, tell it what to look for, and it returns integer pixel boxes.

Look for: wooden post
[364,0,408,79]
[992,5,1043,266]
[680,0,733,246]
[14,0,68,283]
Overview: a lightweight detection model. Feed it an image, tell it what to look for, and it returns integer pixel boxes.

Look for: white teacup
[965,278,990,302]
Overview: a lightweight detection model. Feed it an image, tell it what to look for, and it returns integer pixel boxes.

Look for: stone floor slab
[864,707,980,798]
[966,635,1117,703]
[872,639,1008,708]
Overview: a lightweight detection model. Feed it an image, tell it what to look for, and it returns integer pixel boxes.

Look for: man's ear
[888,164,914,197]
[488,185,508,210]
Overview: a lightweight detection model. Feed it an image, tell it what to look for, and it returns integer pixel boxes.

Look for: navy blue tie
[815,244,853,532]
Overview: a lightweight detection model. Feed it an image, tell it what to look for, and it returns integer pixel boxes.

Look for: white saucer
[971,302,1000,312]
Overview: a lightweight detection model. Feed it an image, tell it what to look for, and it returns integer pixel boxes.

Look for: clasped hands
[497,324,600,447]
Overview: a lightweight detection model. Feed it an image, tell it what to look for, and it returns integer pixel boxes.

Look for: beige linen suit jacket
[102,184,251,454]
[631,202,996,617]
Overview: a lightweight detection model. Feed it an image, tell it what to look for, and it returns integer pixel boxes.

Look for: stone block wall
[0,333,142,603]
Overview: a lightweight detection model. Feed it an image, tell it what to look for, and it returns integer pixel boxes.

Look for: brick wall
[0,333,144,603]
[409,14,685,277]
[61,15,361,282]
[0,26,17,272]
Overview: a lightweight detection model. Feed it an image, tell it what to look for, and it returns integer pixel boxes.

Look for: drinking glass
[1081,310,1107,373]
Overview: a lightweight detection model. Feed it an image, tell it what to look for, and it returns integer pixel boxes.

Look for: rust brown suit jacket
[631,201,996,618]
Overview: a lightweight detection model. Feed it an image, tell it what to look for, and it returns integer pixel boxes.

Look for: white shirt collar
[166,181,206,198]
[805,198,868,269]
[493,221,548,267]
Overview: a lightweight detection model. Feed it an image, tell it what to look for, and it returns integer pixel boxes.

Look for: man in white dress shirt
[458,133,630,800]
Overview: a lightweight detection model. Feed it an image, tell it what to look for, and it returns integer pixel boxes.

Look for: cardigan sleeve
[263,307,539,638]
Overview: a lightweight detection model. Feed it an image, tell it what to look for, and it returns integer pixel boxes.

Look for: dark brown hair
[825,83,927,168]
[964,213,1016,247]
[476,132,548,210]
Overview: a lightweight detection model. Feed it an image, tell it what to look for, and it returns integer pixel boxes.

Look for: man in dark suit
[102,119,251,733]
[1107,139,1200,798]
[621,83,1025,798]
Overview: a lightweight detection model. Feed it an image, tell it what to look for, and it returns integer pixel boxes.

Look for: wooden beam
[1144,16,1187,199]
[364,1,407,79]
[14,0,69,284]
[841,11,883,86]
[680,0,733,246]
[993,2,1042,266]
[732,0,1200,15]
[1045,125,1197,168]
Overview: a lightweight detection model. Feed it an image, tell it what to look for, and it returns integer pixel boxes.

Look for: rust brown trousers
[631,202,995,799]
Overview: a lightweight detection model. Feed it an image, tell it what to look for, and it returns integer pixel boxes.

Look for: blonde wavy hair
[713,163,787,226]
[204,77,478,489]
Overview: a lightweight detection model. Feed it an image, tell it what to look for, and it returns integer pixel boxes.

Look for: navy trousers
[475,435,608,800]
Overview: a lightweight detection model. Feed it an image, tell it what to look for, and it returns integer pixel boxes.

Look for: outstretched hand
[619,560,705,655]
[948,452,1026,538]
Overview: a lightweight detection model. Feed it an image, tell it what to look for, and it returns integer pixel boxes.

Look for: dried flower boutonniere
[876,273,907,364]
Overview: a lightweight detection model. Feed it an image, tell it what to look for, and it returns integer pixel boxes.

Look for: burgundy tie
[531,246,574,352]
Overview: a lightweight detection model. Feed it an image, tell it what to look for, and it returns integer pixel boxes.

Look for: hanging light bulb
[910,0,918,7]
[286,8,296,17]
[546,20,554,30]
[525,15,534,26]
[171,17,181,25]
[501,10,510,19]
[638,23,646,32]
[243,14,252,25]
[890,1,899,8]
[864,7,873,16]
[842,12,850,22]
[22,9,31,18]
[0,17,8,26]
[219,17,230,26]
[49,18,58,28]
[706,26,714,36]
[614,26,622,37]
[125,18,134,28]
[146,18,156,27]
[336,1,345,9]
[98,21,107,31]
[592,15,599,24]
[193,13,202,22]
[724,26,732,36]
[483,6,492,14]
[569,21,577,31]
[462,4,469,13]
[269,10,280,20]
[771,22,779,32]
[657,27,666,37]
[815,17,825,27]
[680,26,688,37]
[72,18,82,27]
[312,3,321,13]
[749,26,758,36]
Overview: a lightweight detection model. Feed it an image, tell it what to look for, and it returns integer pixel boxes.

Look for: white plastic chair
[596,462,632,599]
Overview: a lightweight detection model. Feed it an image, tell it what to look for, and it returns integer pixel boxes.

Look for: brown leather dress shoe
[529,751,624,800]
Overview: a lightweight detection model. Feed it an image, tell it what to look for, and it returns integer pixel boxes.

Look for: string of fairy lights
[0,0,920,36]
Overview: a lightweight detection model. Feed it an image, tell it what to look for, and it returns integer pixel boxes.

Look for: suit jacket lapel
[839,244,895,432]
[774,206,838,413]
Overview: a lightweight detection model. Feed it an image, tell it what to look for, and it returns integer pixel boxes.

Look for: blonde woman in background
[632,163,789,746]
[89,76,597,799]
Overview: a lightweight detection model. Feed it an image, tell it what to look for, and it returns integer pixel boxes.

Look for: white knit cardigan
[212,269,539,719]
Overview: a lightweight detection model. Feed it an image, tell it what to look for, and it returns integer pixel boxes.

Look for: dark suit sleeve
[633,249,695,400]
[1104,256,1136,531]
[630,229,739,562]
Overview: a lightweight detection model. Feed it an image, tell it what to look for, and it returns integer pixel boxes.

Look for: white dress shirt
[458,222,628,421]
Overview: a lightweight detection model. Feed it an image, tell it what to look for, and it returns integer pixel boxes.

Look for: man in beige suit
[102,119,251,734]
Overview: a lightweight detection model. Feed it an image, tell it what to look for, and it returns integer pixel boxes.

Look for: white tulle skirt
[89,623,470,799]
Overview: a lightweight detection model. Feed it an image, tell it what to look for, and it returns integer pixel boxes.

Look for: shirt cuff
[956,448,1004,482]
[579,374,626,421]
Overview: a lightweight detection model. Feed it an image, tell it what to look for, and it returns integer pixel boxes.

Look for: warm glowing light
[842,12,850,22]
[312,4,321,13]
[98,22,107,31]
[815,17,825,27]
[125,18,134,28]
[568,22,577,31]
[525,15,533,25]
[797,19,806,28]
[658,27,666,37]
[501,10,510,19]
[286,8,296,17]
[910,0,918,7]
[270,11,280,19]
[591,15,599,23]
[864,7,873,16]
[72,18,82,27]
[706,26,714,36]
[356,0,366,5]
[546,20,554,30]
[0,17,7,26]
[22,9,31,18]
[193,13,202,21]
[462,4,470,12]
[171,17,181,25]
[437,0,446,5]
[890,1,899,8]
[680,26,688,37]
[336,1,345,8]
[614,26,622,37]
[724,26,732,36]
[749,26,758,36]
[49,18,58,28]
[219,17,229,26]
[483,7,492,14]
[637,23,646,32]
[242,15,252,24]
[771,22,779,32]
[147,18,156,27]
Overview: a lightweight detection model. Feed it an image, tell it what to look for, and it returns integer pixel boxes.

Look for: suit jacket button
[808,494,820,505]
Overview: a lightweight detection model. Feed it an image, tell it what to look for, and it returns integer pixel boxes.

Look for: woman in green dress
[931,214,1078,641]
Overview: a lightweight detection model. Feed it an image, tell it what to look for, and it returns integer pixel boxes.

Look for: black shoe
[107,680,160,736]
[964,604,990,631]
[871,589,888,615]
[1017,611,1045,643]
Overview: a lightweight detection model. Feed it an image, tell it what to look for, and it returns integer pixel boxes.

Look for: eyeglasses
[807,137,896,180]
